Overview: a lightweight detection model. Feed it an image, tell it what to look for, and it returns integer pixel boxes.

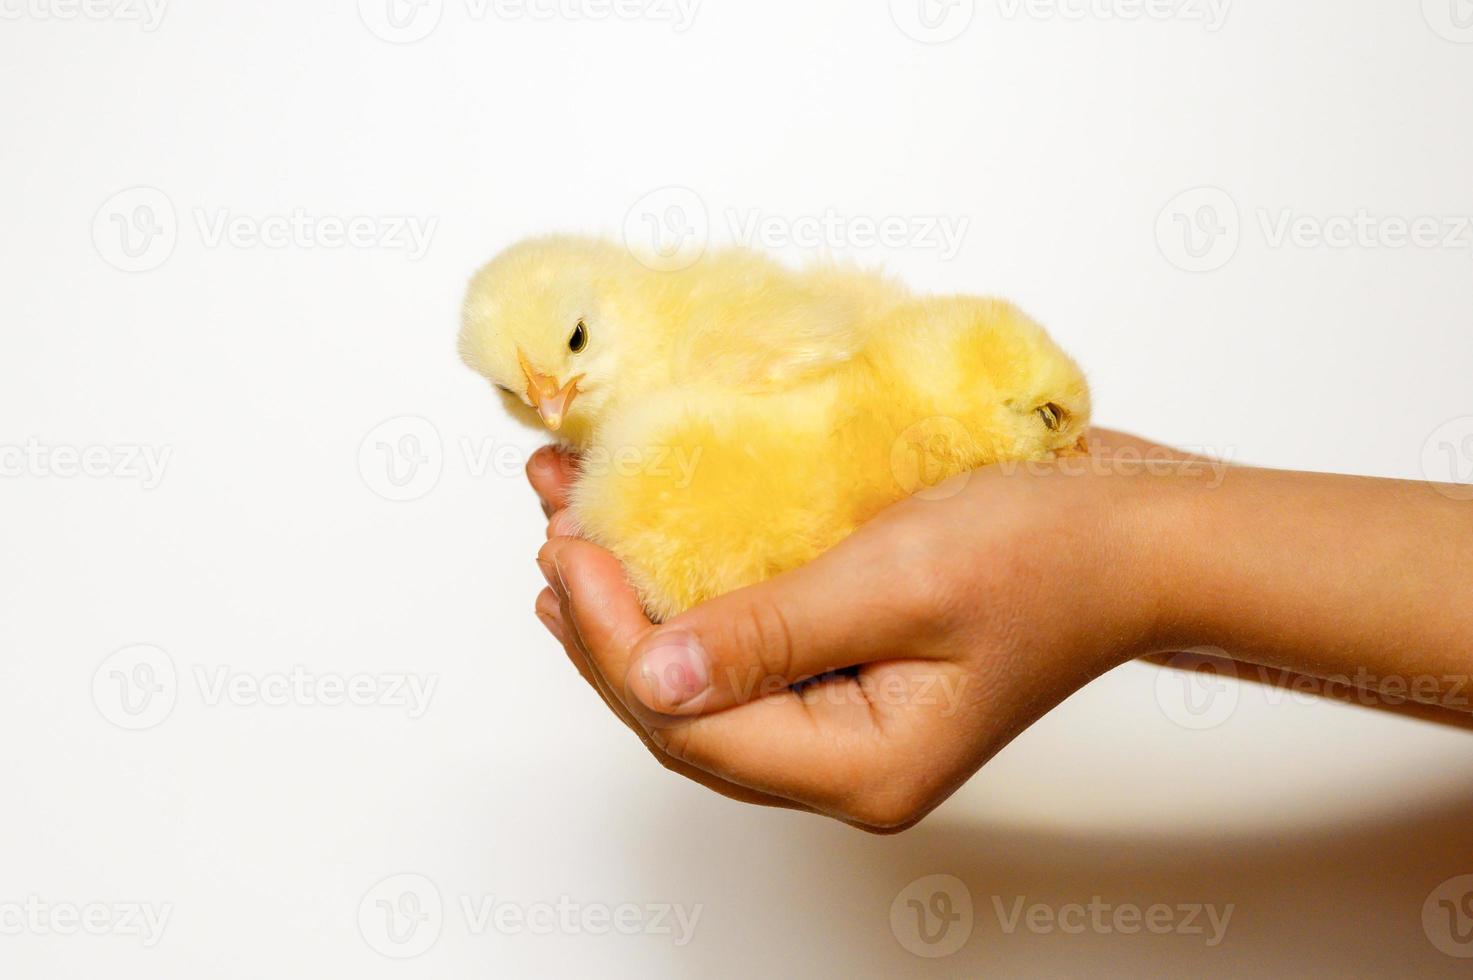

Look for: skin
[527,429,1473,833]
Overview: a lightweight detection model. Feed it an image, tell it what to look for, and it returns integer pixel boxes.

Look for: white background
[4,0,1473,975]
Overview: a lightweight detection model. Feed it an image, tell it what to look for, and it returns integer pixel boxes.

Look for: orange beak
[517,349,582,432]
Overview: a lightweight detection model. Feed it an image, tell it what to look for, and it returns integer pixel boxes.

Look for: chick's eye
[569,320,588,353]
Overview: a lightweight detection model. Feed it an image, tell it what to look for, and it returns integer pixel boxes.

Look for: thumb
[624,525,948,717]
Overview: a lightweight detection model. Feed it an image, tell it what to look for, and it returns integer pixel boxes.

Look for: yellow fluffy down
[460,237,1090,621]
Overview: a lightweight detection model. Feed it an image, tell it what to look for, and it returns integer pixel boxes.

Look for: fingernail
[535,590,565,642]
[630,632,710,713]
[537,557,563,597]
[537,610,566,644]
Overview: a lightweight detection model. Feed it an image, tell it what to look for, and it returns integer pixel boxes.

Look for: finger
[535,587,568,644]
[534,581,813,814]
[526,446,579,515]
[648,659,970,828]
[540,536,969,824]
[551,515,953,719]
[546,509,580,540]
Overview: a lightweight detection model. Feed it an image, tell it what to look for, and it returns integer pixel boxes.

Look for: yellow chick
[460,235,1090,621]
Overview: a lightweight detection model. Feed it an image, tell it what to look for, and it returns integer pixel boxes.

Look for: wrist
[1099,455,1227,659]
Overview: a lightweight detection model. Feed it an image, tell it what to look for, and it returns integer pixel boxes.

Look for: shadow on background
[624,771,1473,977]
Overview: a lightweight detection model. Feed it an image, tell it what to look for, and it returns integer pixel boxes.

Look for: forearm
[1141,465,1473,709]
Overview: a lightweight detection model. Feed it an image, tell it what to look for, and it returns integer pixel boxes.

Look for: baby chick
[460,235,1090,621]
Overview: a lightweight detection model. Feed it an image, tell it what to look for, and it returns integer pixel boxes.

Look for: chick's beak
[517,349,582,431]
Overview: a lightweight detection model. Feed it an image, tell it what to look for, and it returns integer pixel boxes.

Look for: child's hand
[527,439,1168,831]
[528,433,1473,831]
